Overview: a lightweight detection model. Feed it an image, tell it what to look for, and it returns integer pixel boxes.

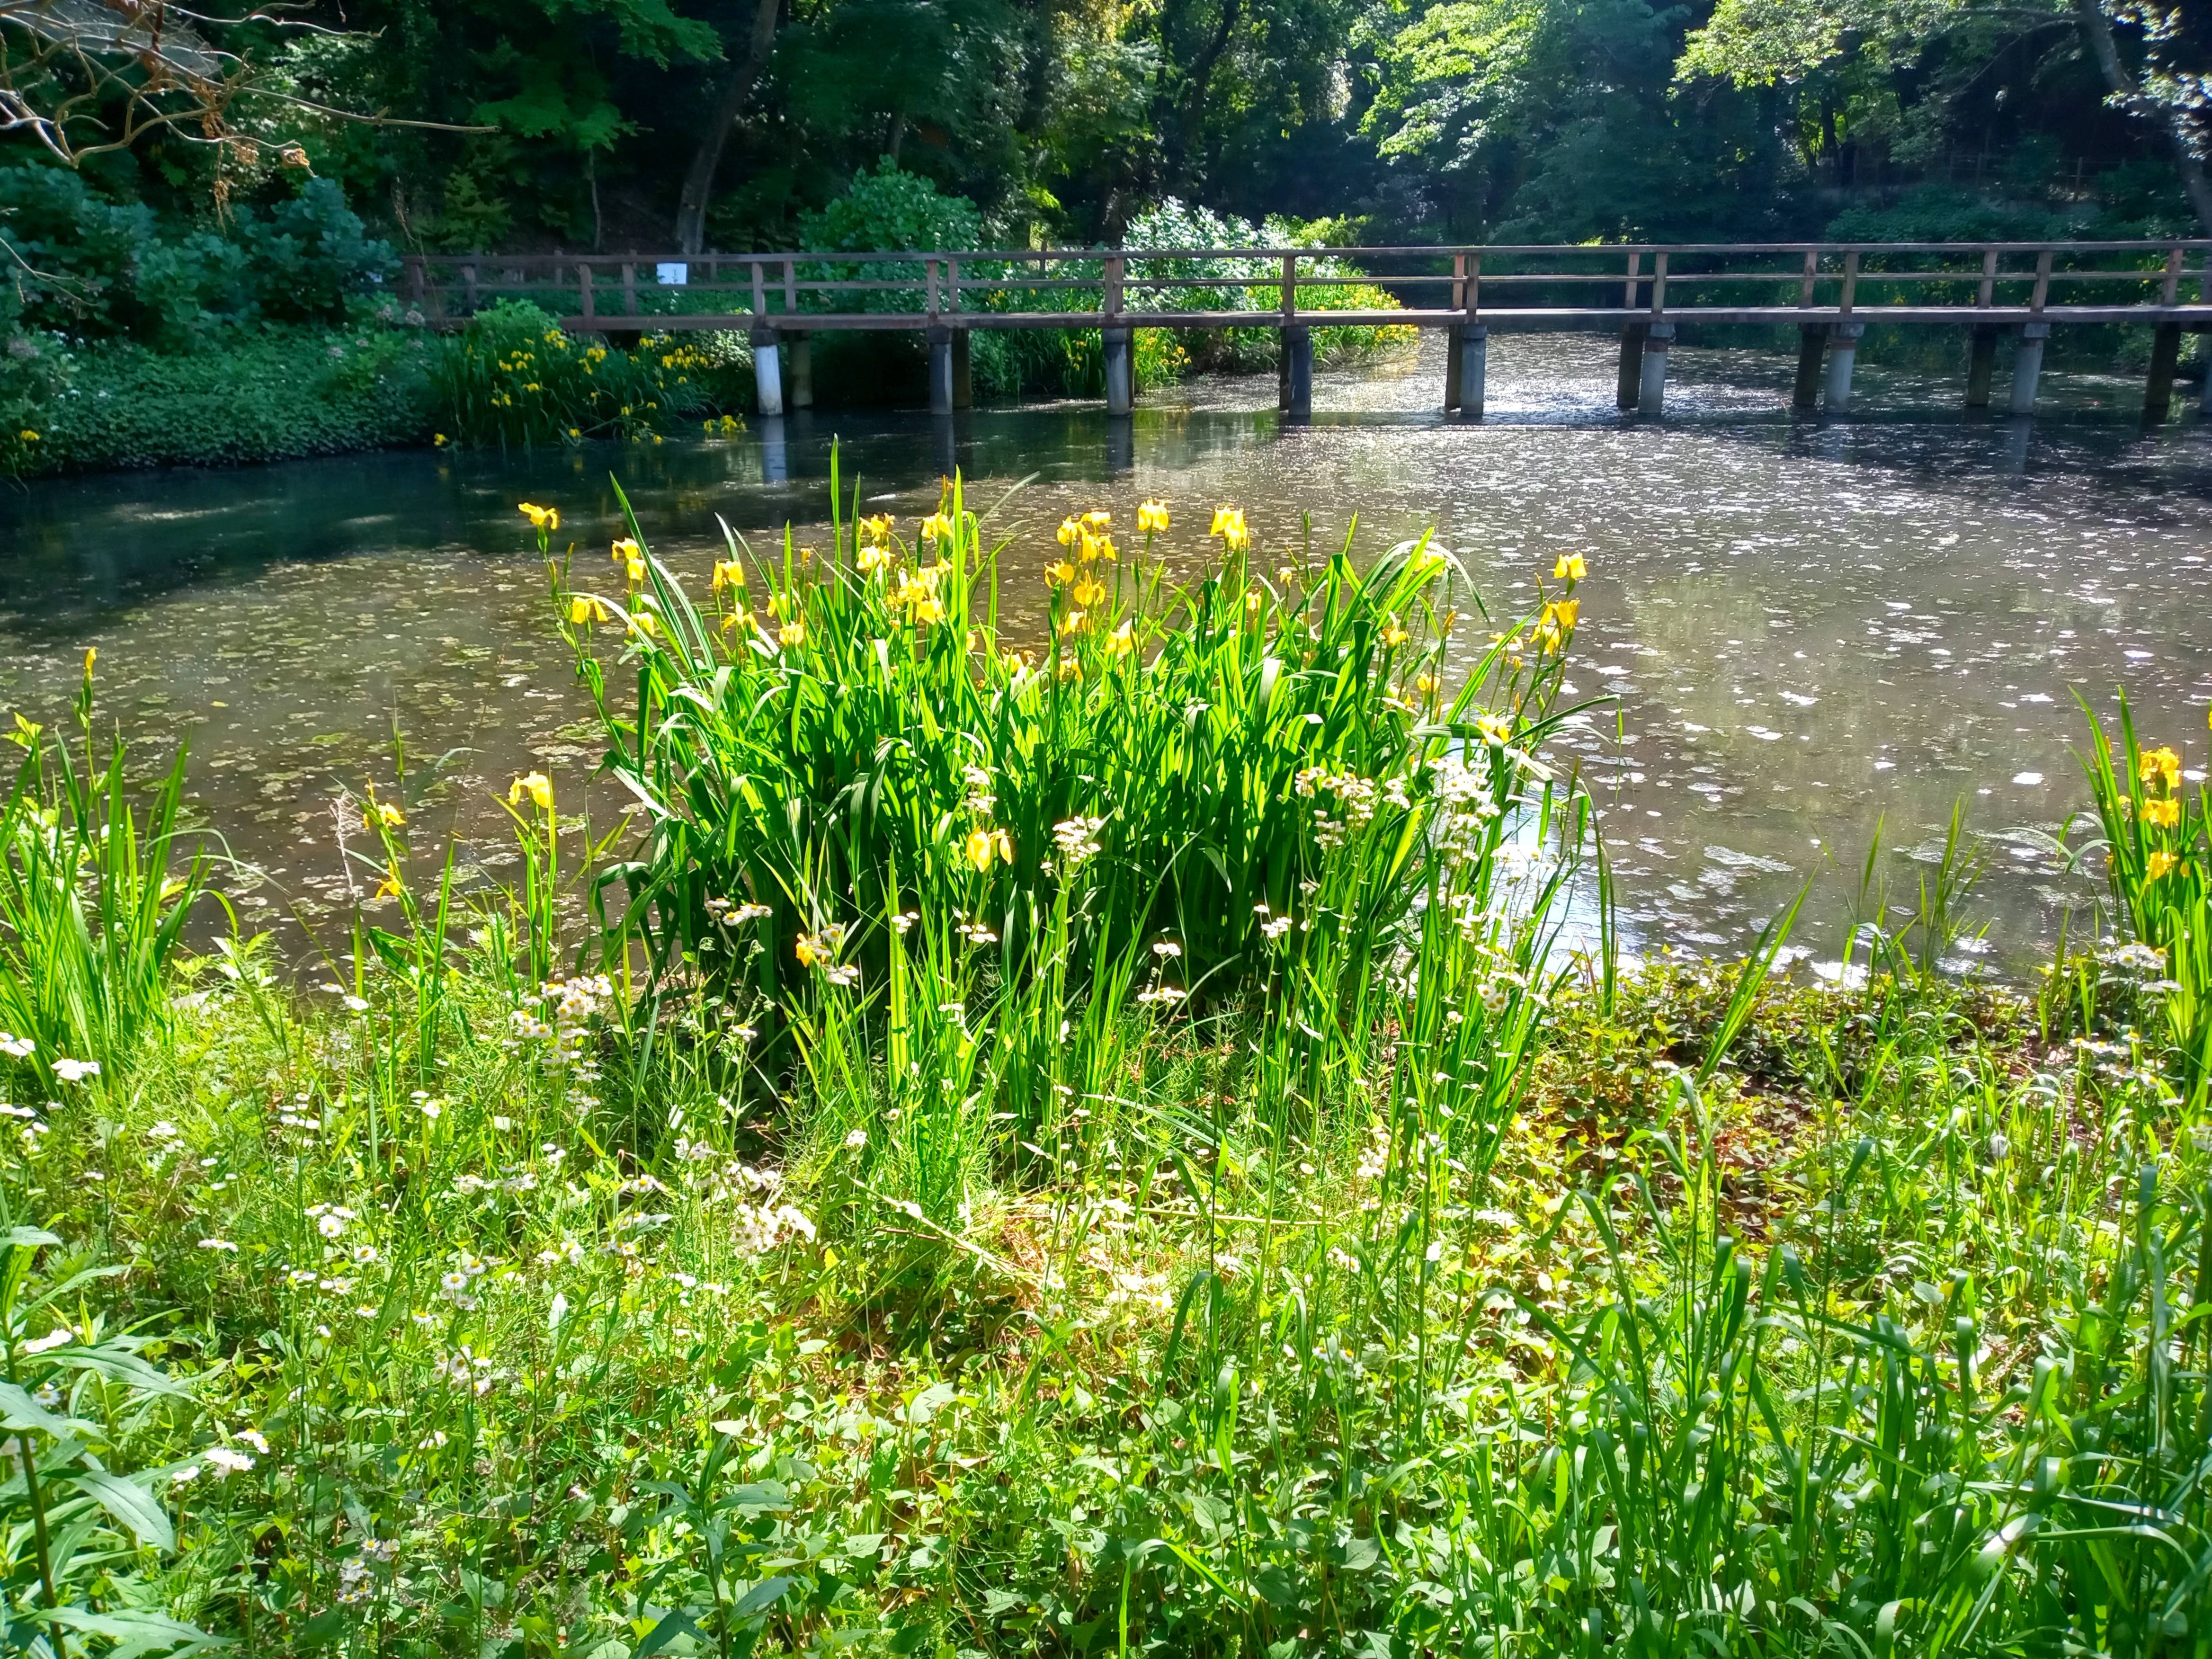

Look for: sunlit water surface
[5,331,2210,977]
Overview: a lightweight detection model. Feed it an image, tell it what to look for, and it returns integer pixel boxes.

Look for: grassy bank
[0,484,2206,1657]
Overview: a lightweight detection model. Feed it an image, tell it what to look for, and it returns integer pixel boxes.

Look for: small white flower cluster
[434,1342,504,1396]
[1354,1119,1392,1184]
[512,974,617,1068]
[0,1032,33,1060]
[731,1201,816,1253]
[705,896,773,926]
[307,1202,356,1241]
[1051,814,1104,871]
[1296,767,1379,852]
[439,1251,492,1308]
[955,918,999,947]
[2100,942,2166,972]
[534,1238,590,1268]
[1427,754,1502,866]
[1253,902,1295,941]
[961,762,997,820]
[51,1057,99,1085]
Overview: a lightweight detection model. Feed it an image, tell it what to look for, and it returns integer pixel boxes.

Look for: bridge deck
[401,241,2212,336]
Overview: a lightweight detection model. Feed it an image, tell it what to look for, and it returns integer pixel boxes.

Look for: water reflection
[2,331,2208,972]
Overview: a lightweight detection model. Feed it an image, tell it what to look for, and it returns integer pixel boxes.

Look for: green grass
[0,480,2205,1657]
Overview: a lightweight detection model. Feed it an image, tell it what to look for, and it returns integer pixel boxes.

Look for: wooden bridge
[401,241,2212,421]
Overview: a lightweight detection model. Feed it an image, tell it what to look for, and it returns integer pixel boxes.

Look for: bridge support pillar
[2202,330,2212,414]
[2009,321,2049,415]
[2144,322,2180,423]
[1281,325,1313,418]
[752,330,784,418]
[928,328,954,415]
[1792,324,1825,413]
[1103,327,1133,416]
[1824,321,1865,413]
[1455,325,1489,417]
[1964,325,1998,410]
[1615,323,1647,411]
[1636,322,1673,415]
[786,334,813,410]
[952,330,973,410]
[1444,324,1463,410]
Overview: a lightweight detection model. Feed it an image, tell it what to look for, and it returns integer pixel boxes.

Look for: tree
[1678,0,2212,234]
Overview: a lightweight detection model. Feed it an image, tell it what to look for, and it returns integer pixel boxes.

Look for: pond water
[4,330,2210,977]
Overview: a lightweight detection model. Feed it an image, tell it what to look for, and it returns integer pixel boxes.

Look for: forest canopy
[1,0,2208,255]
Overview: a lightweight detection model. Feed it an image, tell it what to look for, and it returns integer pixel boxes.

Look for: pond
[4,330,2210,978]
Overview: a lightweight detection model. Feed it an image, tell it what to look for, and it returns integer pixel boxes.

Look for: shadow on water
[3,330,2210,973]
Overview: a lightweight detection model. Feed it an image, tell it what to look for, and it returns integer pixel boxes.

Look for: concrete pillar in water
[951,331,973,410]
[1964,326,1998,411]
[2144,322,2181,423]
[1102,327,1133,416]
[1791,324,1825,413]
[1615,323,1647,411]
[1457,325,1489,418]
[1444,324,1463,410]
[759,415,788,483]
[2009,321,2049,416]
[752,330,784,418]
[931,413,956,480]
[928,329,954,415]
[786,334,813,410]
[1824,321,1865,413]
[2203,334,2212,414]
[1281,325,1314,418]
[1636,322,1674,415]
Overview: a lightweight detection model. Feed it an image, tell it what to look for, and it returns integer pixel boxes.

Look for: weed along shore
[0,471,2208,1657]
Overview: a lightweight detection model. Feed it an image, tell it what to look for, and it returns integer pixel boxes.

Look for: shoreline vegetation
[0,475,2205,1654]
[1,178,1417,483]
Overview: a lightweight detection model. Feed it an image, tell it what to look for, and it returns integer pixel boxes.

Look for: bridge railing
[400,242,2212,333]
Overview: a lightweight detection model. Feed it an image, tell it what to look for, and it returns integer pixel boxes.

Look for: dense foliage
[0,487,2206,1655]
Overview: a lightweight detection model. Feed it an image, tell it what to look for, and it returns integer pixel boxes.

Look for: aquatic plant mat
[0,473,2206,1656]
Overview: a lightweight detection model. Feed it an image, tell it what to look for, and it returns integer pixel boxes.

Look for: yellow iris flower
[1554,553,1587,581]
[518,502,559,532]
[508,772,554,811]
[1138,500,1169,534]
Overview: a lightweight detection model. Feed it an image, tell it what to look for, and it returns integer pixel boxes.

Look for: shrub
[0,166,392,345]
[425,300,750,447]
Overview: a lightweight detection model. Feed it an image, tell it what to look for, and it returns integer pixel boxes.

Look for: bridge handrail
[397,240,2212,331]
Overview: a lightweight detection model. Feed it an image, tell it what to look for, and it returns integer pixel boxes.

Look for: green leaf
[636,1608,705,1657]
[73,1468,176,1550]
[0,1380,80,1437]
[731,1576,793,1619]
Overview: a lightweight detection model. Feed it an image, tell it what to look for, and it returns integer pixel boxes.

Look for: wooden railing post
[1281,251,1296,321]
[784,258,798,315]
[579,261,594,324]
[622,261,637,316]
[1978,248,1997,308]
[1465,250,1481,316]
[1798,248,1816,307]
[927,257,941,321]
[1839,249,1859,316]
[1624,249,1642,310]
[2031,248,2053,313]
[1650,250,1668,314]
[750,259,767,319]
[1453,252,1468,313]
[947,256,960,315]
[1104,253,1124,322]
[405,256,426,308]
[463,262,479,312]
[2160,245,2182,307]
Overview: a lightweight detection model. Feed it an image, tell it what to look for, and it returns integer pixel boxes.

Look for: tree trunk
[1162,0,1242,199]
[2076,0,2212,236]
[674,0,782,255]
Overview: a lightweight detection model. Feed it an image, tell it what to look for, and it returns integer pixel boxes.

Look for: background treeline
[3,1,2211,473]
[9,0,2206,261]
